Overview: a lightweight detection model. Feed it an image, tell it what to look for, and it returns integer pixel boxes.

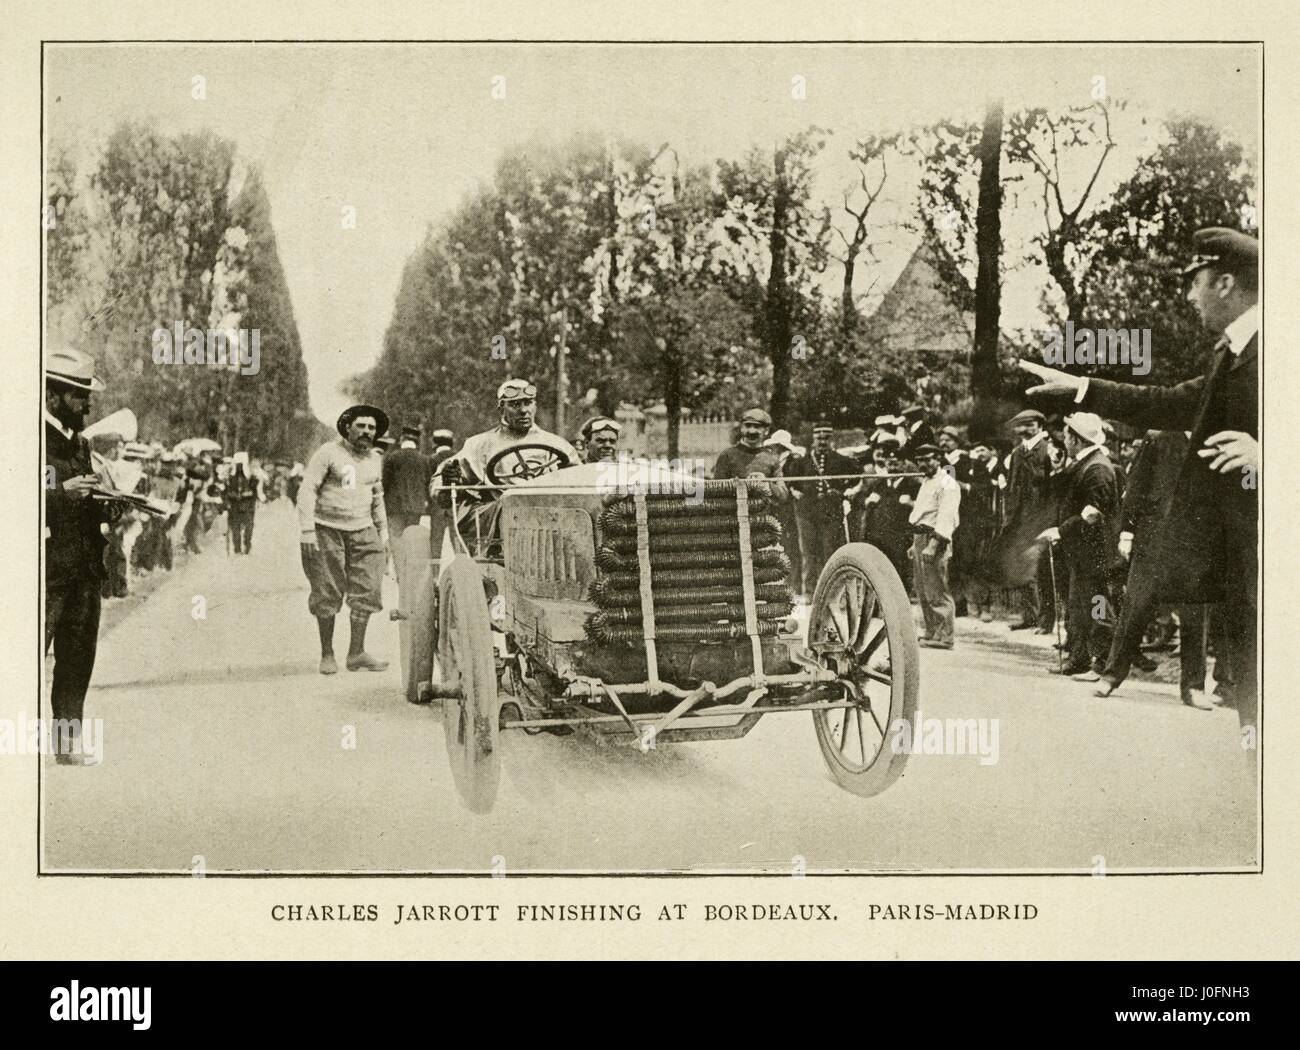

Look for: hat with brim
[872,433,902,450]
[46,348,105,392]
[1064,412,1108,447]
[740,408,773,427]
[400,424,422,440]
[763,428,797,453]
[912,443,942,458]
[1006,408,1046,428]
[337,404,389,439]
[939,426,963,443]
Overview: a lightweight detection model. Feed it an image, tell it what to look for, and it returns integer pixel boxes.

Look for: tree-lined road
[42,500,1256,873]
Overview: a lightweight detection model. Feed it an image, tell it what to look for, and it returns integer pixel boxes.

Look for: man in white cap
[578,416,622,464]
[1037,412,1121,679]
[436,379,577,553]
[44,347,116,764]
[299,404,391,674]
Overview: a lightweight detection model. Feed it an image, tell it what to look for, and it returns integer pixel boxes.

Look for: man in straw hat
[298,404,391,674]
[1034,412,1122,679]
[44,348,114,764]
[1021,227,1259,735]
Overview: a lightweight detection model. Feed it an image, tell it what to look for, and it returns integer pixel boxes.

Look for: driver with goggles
[434,379,578,533]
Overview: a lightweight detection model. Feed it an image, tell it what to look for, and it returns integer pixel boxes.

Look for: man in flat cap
[908,443,962,649]
[712,407,772,480]
[1022,227,1259,737]
[787,423,860,600]
[44,348,117,764]
[1002,408,1056,633]
[1035,413,1122,678]
[299,404,391,674]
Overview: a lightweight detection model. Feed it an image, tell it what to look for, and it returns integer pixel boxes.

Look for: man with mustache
[44,348,117,764]
[1021,226,1258,741]
[712,408,772,480]
[299,404,391,675]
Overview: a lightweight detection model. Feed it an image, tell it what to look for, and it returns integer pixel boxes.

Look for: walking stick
[1046,539,1063,672]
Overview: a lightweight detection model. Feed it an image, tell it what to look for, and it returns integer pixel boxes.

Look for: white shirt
[1221,303,1258,356]
[1021,430,1047,451]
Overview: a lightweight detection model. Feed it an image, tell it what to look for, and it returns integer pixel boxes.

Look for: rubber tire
[809,542,919,798]
[439,555,501,813]
[407,571,439,703]
[395,525,434,702]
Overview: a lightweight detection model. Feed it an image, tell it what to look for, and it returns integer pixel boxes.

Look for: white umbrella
[173,437,222,456]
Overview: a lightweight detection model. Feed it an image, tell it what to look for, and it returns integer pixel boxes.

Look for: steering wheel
[484,443,572,486]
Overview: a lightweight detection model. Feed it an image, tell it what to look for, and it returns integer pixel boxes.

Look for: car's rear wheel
[439,555,501,813]
[809,543,919,797]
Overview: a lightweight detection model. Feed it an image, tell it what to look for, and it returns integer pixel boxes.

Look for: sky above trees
[46,42,1259,424]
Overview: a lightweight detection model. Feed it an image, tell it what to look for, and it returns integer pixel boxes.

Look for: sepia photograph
[37,39,1261,875]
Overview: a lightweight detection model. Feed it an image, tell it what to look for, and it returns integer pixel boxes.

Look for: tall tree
[1087,118,1255,385]
[715,128,831,428]
[971,98,1005,437]
[1004,98,1124,325]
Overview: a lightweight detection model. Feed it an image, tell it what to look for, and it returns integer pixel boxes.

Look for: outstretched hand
[1018,360,1086,399]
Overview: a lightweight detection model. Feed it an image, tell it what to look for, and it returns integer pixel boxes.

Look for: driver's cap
[497,379,537,403]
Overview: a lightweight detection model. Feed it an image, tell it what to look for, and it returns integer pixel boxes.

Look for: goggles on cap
[589,419,621,436]
[498,380,537,402]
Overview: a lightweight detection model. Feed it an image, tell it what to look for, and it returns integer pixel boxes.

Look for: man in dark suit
[1022,226,1258,739]
[382,423,433,541]
[1002,408,1055,631]
[1037,413,1121,678]
[787,424,861,600]
[44,348,117,765]
[1094,430,1220,707]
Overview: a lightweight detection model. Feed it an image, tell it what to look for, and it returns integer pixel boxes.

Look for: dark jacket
[1057,450,1121,576]
[711,443,762,480]
[785,449,860,500]
[1004,436,1054,525]
[382,445,433,517]
[45,421,111,588]
[1119,430,1189,561]
[1082,333,1257,603]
